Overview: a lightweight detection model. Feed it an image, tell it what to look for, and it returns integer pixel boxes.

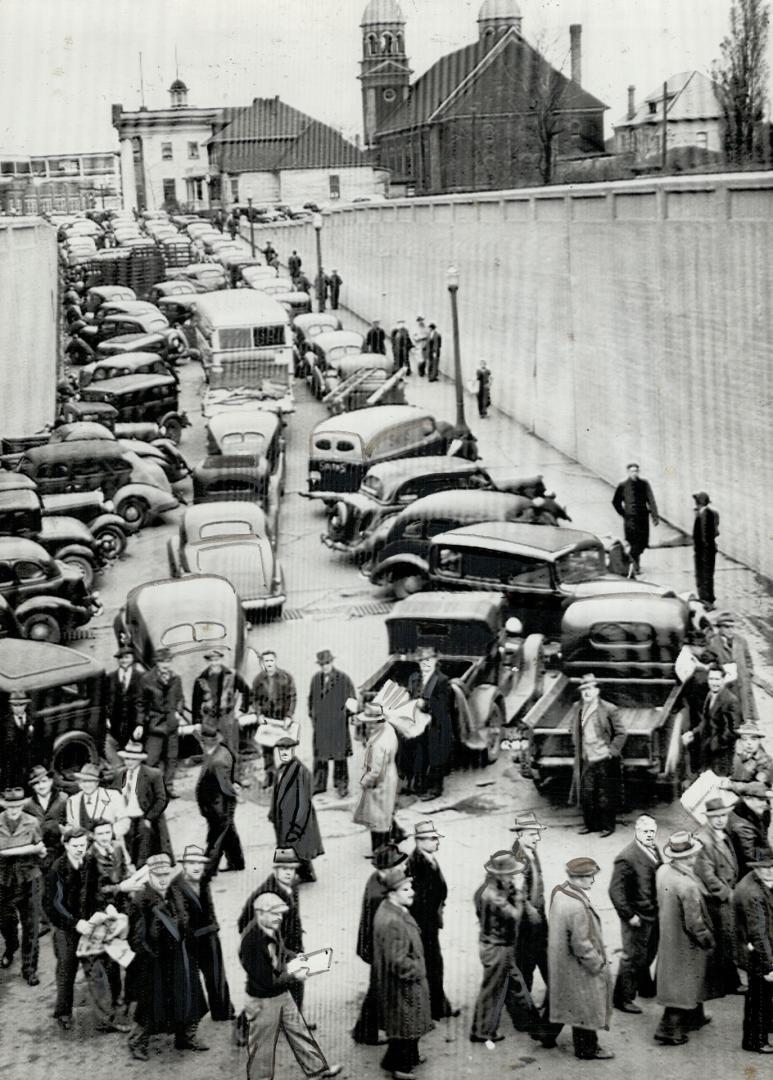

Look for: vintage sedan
[322,354,405,413]
[78,372,189,445]
[307,330,365,399]
[0,537,102,642]
[167,503,285,618]
[77,352,174,389]
[206,408,285,493]
[114,574,261,736]
[84,285,136,316]
[292,312,342,376]
[168,263,227,293]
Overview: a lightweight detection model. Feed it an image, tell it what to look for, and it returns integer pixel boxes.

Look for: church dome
[478,0,522,21]
[361,0,404,25]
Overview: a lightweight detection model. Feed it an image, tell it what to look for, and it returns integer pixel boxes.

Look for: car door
[14,555,60,603]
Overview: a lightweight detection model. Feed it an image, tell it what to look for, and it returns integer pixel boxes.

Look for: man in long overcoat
[611,462,659,574]
[373,863,433,1078]
[354,704,401,851]
[692,492,720,607]
[570,673,626,836]
[510,811,549,998]
[269,736,323,883]
[195,723,244,874]
[705,610,759,724]
[726,782,773,878]
[191,648,249,760]
[683,665,740,777]
[390,320,412,374]
[0,691,42,791]
[364,320,386,355]
[24,764,67,896]
[654,831,715,1045]
[426,323,442,382]
[352,843,406,1046]
[137,648,185,796]
[113,738,171,867]
[695,796,742,997]
[609,814,662,1013]
[127,852,208,1060]
[540,857,614,1061]
[252,649,298,788]
[407,646,454,801]
[308,649,355,798]
[734,859,773,1054]
[407,821,458,1022]
[326,270,342,310]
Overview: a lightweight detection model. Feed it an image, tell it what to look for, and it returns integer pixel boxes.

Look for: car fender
[160,410,190,431]
[89,511,138,536]
[15,595,91,626]
[52,542,96,563]
[370,552,429,585]
[114,481,179,508]
[466,684,505,749]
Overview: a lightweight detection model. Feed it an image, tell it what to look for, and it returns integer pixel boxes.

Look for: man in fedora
[308,649,355,798]
[195,722,244,874]
[407,821,458,1021]
[407,644,453,801]
[609,814,662,1014]
[24,764,67,880]
[172,844,233,1024]
[65,762,129,837]
[570,673,626,837]
[730,722,773,787]
[726,782,773,878]
[192,647,249,761]
[127,851,209,1060]
[114,738,170,868]
[137,647,185,797]
[104,646,144,767]
[733,855,773,1053]
[252,648,298,789]
[654,831,714,1046]
[510,811,549,997]
[471,850,537,1044]
[1,690,41,791]
[694,796,743,996]
[238,892,342,1080]
[705,610,759,724]
[353,842,408,1045]
[270,735,323,883]
[540,856,614,1060]
[353,701,402,852]
[43,825,91,1028]
[0,786,45,985]
[611,461,659,575]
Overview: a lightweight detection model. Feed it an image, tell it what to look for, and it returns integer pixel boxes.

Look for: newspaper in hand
[286,947,333,977]
[371,680,430,740]
[680,769,726,823]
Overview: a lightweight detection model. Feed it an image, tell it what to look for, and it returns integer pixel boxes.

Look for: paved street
[2,295,772,1080]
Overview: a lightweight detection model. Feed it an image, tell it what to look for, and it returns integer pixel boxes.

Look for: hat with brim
[274,735,299,748]
[578,673,598,688]
[28,765,53,785]
[273,847,301,867]
[484,850,526,876]
[509,811,548,833]
[416,645,437,660]
[316,649,334,665]
[9,690,31,704]
[73,763,101,782]
[1,787,26,806]
[737,723,763,738]
[117,739,147,762]
[380,864,411,891]
[664,831,703,859]
[705,797,735,816]
[197,724,221,742]
[180,844,209,865]
[203,649,226,662]
[254,892,290,915]
[692,491,711,506]
[414,821,443,840]
[566,857,601,876]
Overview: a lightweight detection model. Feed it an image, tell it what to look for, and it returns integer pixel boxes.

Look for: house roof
[208,97,368,173]
[616,71,721,128]
[376,28,606,136]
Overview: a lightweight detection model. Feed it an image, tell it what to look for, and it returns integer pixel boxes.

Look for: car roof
[53,422,115,440]
[365,456,480,487]
[293,313,338,330]
[193,289,289,326]
[97,333,166,351]
[182,501,267,536]
[0,470,36,491]
[22,440,127,463]
[87,286,135,300]
[431,521,599,557]
[313,404,434,442]
[395,489,529,519]
[313,330,363,350]
[0,639,104,690]
[126,574,240,626]
[81,372,176,394]
[208,409,280,439]
[0,536,51,561]
[63,400,119,416]
[386,591,505,627]
[91,352,165,369]
[562,593,689,633]
[101,313,169,331]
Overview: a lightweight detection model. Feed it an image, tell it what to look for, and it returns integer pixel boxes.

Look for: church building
[360,0,607,194]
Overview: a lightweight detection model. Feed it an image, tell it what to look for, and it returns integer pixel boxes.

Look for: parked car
[78,372,189,444]
[95,330,192,365]
[114,574,261,736]
[302,405,477,501]
[292,312,342,376]
[47,418,191,487]
[427,521,670,637]
[79,310,170,347]
[353,592,545,765]
[168,263,227,292]
[84,285,136,316]
[77,352,175,389]
[93,300,165,325]
[241,266,278,290]
[167,503,285,618]
[274,291,312,320]
[522,594,696,796]
[148,280,200,304]
[307,330,365,399]
[322,354,404,413]
[0,537,102,642]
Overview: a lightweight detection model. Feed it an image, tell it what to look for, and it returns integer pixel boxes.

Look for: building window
[162,178,177,205]
[230,177,239,202]
[162,142,173,161]
[383,88,396,103]
[188,141,199,160]
[366,33,378,56]
[381,32,393,54]
[695,131,708,148]
[647,101,657,115]
[329,174,340,199]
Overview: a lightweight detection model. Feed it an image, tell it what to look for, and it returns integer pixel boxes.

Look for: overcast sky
[0,0,761,154]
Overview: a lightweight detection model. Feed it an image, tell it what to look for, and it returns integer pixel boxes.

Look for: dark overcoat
[372,899,432,1040]
[726,801,773,879]
[694,823,739,996]
[705,629,759,725]
[308,667,355,761]
[733,870,773,973]
[407,849,447,934]
[693,686,741,775]
[172,877,232,1021]
[655,862,714,1010]
[407,669,454,770]
[611,476,659,551]
[357,872,388,964]
[608,840,662,923]
[269,757,324,861]
[106,665,144,747]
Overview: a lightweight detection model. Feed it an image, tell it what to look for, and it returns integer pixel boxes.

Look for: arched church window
[381,32,393,54]
[367,33,378,56]
[396,32,404,53]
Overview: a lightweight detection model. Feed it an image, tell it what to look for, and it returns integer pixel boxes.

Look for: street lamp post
[313,212,325,312]
[446,265,467,431]
[32,174,43,216]
[247,196,255,257]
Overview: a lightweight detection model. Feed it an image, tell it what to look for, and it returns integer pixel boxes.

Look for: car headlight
[102,500,114,512]
[158,425,166,436]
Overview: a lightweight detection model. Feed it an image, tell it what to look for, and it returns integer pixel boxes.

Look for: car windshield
[198,520,254,540]
[556,546,606,584]
[360,475,383,500]
[161,621,226,646]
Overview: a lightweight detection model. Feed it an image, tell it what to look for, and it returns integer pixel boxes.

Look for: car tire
[116,496,149,529]
[483,701,505,765]
[392,570,426,600]
[162,417,183,445]
[91,523,127,560]
[21,612,62,644]
[60,554,95,589]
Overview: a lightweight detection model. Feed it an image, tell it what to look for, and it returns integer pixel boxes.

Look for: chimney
[627,85,636,120]
[569,24,582,85]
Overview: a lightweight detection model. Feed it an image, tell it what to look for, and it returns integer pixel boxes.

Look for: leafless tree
[712,0,770,165]
[527,34,570,185]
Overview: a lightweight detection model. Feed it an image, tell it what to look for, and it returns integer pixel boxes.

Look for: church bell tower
[358,0,412,149]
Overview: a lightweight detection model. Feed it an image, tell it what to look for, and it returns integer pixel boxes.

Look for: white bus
[193,290,294,415]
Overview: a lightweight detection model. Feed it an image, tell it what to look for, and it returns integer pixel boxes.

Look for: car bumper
[241,593,286,613]
[148,497,180,519]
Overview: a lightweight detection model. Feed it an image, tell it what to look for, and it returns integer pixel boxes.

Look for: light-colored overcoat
[655,861,715,1009]
[353,721,399,832]
[547,881,612,1030]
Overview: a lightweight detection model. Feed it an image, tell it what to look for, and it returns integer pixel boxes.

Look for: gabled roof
[616,71,721,128]
[377,28,606,136]
[208,97,368,172]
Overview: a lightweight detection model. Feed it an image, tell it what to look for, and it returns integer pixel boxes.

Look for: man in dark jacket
[104,647,144,767]
[609,814,662,1013]
[692,492,719,608]
[734,859,773,1053]
[683,666,741,777]
[0,787,45,985]
[326,270,342,310]
[195,723,244,874]
[113,738,171,867]
[510,811,549,996]
[308,649,355,798]
[407,645,454,801]
[137,648,185,796]
[364,320,386,355]
[726,783,773,878]
[426,323,442,382]
[270,736,323,883]
[407,821,458,1021]
[238,892,341,1079]
[570,673,627,837]
[611,462,659,574]
[695,796,742,996]
[24,764,67,877]
[238,848,304,1004]
[252,649,298,788]
[0,691,42,792]
[43,825,90,1027]
[390,320,412,374]
[288,250,302,278]
[191,648,249,760]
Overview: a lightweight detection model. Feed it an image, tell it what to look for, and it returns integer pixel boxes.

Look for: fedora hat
[484,850,526,876]
[380,864,411,891]
[316,649,334,665]
[566,856,601,876]
[145,852,173,871]
[414,821,443,840]
[509,811,548,833]
[705,797,734,817]
[28,765,53,785]
[9,690,30,704]
[274,734,299,748]
[1,787,26,806]
[273,847,301,867]
[578,673,598,688]
[367,843,408,870]
[738,722,763,738]
[197,723,221,741]
[113,647,134,659]
[664,830,703,859]
[180,844,210,864]
[72,763,101,782]
[117,739,147,762]
[203,648,226,662]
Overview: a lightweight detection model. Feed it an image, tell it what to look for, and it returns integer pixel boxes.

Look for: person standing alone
[612,462,659,575]
[308,650,355,798]
[692,492,719,608]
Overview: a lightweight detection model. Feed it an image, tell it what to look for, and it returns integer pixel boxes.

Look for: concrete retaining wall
[0,218,58,436]
[254,174,773,580]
